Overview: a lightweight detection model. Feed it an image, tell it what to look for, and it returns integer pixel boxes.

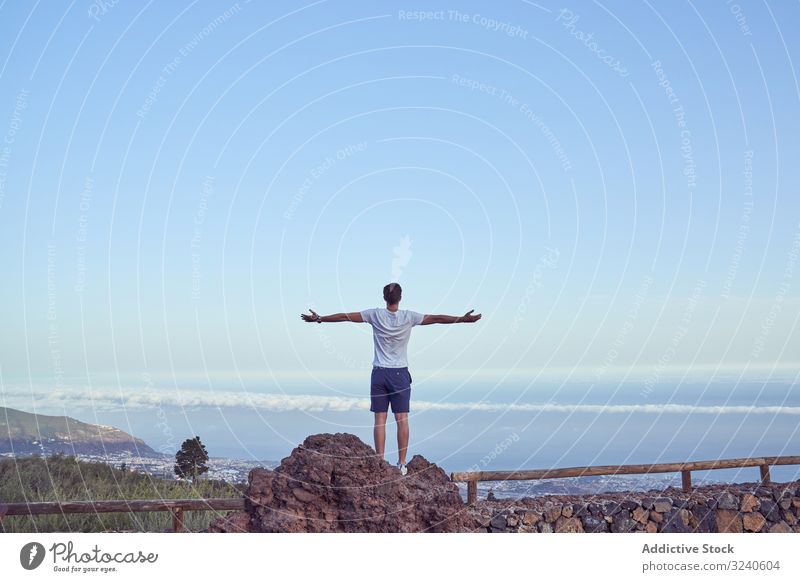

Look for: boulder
[490,514,509,531]
[660,508,692,533]
[632,506,648,524]
[742,512,766,532]
[692,505,716,533]
[652,498,673,513]
[580,514,608,533]
[768,521,792,533]
[209,433,472,533]
[715,491,739,510]
[715,509,743,533]
[554,516,584,533]
[760,500,781,522]
[544,504,562,523]
[610,510,637,533]
[521,511,541,526]
[602,501,623,515]
[649,510,663,523]
[740,493,760,512]
[621,499,640,510]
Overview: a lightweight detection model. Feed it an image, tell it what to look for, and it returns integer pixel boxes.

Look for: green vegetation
[0,454,244,533]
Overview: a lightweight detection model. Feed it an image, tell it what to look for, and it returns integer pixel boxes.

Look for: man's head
[383,282,402,305]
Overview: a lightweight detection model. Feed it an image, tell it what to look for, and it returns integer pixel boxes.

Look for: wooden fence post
[681,470,692,493]
[171,507,185,532]
[759,464,771,484]
[467,481,477,506]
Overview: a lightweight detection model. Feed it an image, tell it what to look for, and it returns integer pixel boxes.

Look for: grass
[0,454,245,532]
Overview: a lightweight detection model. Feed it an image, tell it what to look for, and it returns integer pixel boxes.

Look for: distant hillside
[0,407,160,457]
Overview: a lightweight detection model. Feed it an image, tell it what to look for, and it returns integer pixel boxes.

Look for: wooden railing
[451,455,800,505]
[0,497,245,532]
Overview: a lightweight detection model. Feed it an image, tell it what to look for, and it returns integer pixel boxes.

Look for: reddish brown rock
[554,516,584,533]
[740,493,760,512]
[652,498,673,513]
[206,511,252,533]
[210,433,472,533]
[544,504,563,523]
[768,521,792,533]
[650,511,663,523]
[521,511,541,526]
[632,506,648,524]
[646,521,658,533]
[742,512,766,532]
[687,510,700,530]
[715,509,743,533]
[291,488,317,503]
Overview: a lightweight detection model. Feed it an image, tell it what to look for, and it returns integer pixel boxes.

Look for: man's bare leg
[395,412,409,465]
[373,412,387,459]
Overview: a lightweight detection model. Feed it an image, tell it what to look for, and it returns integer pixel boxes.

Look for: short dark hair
[383,282,402,304]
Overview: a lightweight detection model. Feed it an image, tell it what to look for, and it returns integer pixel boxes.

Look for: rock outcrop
[208,433,472,532]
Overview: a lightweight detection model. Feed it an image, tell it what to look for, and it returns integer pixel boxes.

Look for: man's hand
[300,309,321,323]
[459,309,482,323]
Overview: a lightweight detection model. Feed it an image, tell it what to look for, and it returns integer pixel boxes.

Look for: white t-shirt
[360,307,425,367]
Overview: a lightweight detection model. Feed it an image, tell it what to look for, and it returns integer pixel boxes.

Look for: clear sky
[1,0,798,400]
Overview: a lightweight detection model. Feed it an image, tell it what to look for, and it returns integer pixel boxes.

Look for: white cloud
[3,385,799,416]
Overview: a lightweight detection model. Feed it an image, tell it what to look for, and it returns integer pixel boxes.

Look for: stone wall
[470,481,800,533]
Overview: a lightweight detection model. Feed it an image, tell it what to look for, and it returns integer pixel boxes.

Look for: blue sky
[1,1,798,401]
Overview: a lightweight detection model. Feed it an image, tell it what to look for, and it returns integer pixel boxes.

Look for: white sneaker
[398,463,408,476]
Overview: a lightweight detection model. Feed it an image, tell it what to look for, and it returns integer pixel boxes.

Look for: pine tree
[173,436,209,483]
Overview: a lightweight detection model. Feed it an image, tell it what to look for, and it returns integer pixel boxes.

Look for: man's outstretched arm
[300,309,363,323]
[420,309,481,325]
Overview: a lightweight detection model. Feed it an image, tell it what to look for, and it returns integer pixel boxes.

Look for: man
[300,283,481,475]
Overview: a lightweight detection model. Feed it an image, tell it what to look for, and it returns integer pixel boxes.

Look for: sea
[5,377,798,495]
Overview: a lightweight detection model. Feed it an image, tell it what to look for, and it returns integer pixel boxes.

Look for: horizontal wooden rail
[0,497,245,532]
[451,455,800,505]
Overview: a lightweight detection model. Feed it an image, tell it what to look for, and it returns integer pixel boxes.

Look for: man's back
[360,307,424,368]
[300,283,480,471]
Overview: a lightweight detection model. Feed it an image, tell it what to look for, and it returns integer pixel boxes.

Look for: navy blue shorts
[370,366,412,413]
